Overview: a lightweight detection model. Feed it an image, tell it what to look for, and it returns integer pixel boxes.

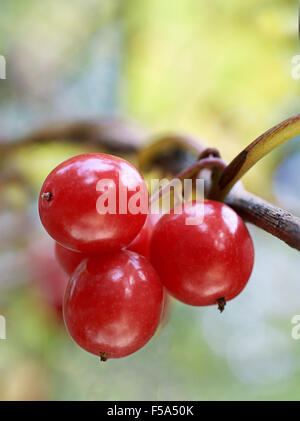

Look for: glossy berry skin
[150,200,254,307]
[64,250,163,359]
[55,242,87,275]
[127,213,160,259]
[39,153,148,254]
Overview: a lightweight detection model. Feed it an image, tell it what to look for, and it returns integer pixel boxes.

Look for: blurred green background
[1,0,300,401]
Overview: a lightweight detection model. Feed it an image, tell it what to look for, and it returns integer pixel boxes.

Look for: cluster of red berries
[39,153,254,361]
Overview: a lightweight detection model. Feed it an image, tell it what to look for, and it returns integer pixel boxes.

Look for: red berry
[150,200,254,308]
[127,213,160,259]
[64,250,163,359]
[55,242,87,275]
[39,153,148,254]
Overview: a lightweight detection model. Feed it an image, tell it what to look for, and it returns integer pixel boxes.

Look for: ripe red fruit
[127,213,160,259]
[64,250,163,359]
[55,242,87,275]
[28,237,68,314]
[39,153,148,254]
[150,200,254,308]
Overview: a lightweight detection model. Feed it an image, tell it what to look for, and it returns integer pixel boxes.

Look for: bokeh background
[1,0,300,401]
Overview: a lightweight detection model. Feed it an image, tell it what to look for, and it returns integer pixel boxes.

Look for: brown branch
[226,189,300,251]
[0,118,149,154]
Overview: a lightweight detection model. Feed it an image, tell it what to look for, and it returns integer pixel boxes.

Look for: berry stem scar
[42,192,52,201]
[217,297,226,313]
[99,352,107,362]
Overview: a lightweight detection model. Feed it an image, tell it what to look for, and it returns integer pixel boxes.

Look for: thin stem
[213,113,300,201]
[149,157,226,205]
